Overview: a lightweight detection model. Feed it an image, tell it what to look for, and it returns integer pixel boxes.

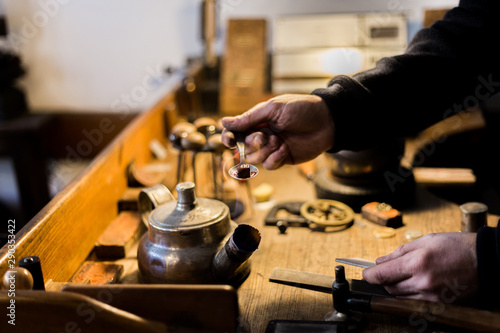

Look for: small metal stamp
[460,202,488,232]
[276,220,288,234]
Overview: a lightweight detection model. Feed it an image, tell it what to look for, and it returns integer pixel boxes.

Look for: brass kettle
[137,182,260,286]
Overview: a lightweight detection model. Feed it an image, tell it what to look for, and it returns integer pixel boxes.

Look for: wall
[1,0,458,113]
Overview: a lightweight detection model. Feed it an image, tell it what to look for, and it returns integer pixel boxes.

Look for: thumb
[221,101,274,132]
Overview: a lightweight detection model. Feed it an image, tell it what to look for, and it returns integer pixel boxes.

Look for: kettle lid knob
[176,182,197,210]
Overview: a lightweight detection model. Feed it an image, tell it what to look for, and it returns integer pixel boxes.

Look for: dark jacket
[312,0,500,307]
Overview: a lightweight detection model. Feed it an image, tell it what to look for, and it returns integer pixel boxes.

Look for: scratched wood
[112,157,499,332]
[230,162,499,332]
[1,80,499,332]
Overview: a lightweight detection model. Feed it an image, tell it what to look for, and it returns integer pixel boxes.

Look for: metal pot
[137,182,260,286]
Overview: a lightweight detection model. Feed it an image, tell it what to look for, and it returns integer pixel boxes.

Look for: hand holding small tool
[362,232,478,304]
[221,94,334,170]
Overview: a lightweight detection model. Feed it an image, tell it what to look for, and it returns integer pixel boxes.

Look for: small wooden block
[70,262,123,285]
[45,278,91,292]
[118,188,142,212]
[361,202,403,228]
[95,211,144,259]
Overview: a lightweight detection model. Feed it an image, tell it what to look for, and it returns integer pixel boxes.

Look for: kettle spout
[213,224,261,286]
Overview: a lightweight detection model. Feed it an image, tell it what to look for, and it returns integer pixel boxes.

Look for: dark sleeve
[312,0,500,152]
[476,222,500,309]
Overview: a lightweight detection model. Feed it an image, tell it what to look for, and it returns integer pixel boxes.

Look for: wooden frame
[0,87,178,283]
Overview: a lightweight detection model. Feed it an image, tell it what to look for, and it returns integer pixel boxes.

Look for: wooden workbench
[1,76,498,332]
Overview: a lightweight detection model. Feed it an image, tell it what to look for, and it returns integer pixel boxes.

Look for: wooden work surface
[1,72,499,332]
[112,160,499,332]
[229,165,499,332]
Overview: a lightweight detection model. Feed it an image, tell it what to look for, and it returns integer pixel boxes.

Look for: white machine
[272,13,408,93]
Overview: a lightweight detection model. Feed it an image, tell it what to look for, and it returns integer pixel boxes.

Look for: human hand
[221,94,334,170]
[362,232,478,304]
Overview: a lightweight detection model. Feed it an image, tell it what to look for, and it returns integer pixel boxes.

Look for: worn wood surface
[107,153,500,332]
[230,163,500,332]
[2,81,499,331]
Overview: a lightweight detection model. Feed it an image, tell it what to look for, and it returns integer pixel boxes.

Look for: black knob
[19,256,45,290]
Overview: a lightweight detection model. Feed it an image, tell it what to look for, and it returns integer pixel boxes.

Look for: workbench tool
[207,133,226,200]
[313,139,415,211]
[264,201,309,227]
[300,199,354,231]
[269,267,390,297]
[335,258,376,269]
[193,116,217,137]
[2,267,34,290]
[19,255,45,290]
[181,131,206,185]
[361,201,403,228]
[169,121,197,184]
[460,201,488,232]
[265,200,355,232]
[270,266,500,333]
[228,132,258,180]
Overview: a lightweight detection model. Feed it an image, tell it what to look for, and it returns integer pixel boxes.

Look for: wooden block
[423,8,451,28]
[118,188,142,212]
[220,19,268,115]
[70,261,123,285]
[95,211,144,259]
[413,167,476,187]
[44,278,91,292]
[361,202,403,228]
[127,161,168,188]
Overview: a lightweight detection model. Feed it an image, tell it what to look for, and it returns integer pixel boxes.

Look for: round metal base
[312,167,415,212]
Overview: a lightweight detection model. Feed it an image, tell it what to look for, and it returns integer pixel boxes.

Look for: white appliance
[272,13,408,94]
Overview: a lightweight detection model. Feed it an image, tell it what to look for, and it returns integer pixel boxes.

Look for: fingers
[363,256,413,286]
[221,129,236,148]
[375,235,429,264]
[245,133,289,170]
[221,100,273,133]
[262,142,289,170]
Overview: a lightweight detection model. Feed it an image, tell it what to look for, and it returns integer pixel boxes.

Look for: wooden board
[219,19,268,115]
[2,69,499,332]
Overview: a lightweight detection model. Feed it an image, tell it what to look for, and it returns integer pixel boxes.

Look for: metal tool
[361,201,403,228]
[269,267,390,297]
[19,256,45,290]
[228,132,258,180]
[265,200,354,232]
[269,266,500,333]
[460,201,488,232]
[2,267,34,290]
[300,199,354,231]
[335,258,376,269]
[264,201,309,227]
[169,122,197,184]
[180,131,206,185]
[207,134,226,200]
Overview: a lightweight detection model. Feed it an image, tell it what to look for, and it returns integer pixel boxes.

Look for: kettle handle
[138,184,175,226]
